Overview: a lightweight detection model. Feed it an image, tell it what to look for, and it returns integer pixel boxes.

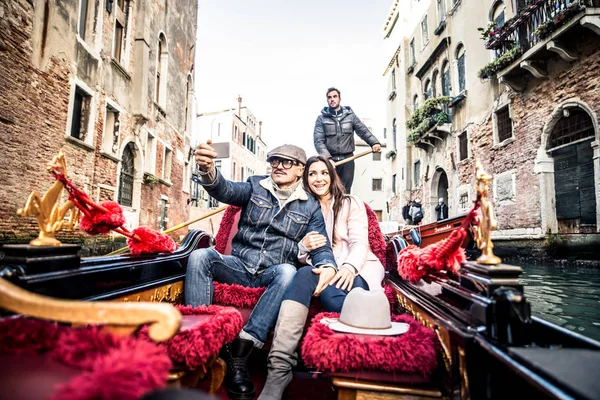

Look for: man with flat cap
[187,140,337,400]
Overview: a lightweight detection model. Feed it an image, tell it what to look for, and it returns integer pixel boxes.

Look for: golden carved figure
[17,150,79,246]
[473,159,502,265]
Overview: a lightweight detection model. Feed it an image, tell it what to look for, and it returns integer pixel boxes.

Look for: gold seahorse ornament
[17,150,80,246]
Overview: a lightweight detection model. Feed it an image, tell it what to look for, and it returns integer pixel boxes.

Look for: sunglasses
[269,158,300,170]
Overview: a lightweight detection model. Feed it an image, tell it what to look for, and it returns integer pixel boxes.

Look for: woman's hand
[312,267,336,296]
[329,266,355,291]
[301,231,328,252]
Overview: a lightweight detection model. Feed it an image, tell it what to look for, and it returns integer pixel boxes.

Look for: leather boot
[224,337,255,400]
[258,300,309,400]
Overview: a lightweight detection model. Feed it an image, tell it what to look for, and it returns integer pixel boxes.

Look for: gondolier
[313,87,381,193]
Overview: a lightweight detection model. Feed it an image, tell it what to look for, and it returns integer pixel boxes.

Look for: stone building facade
[0,0,198,249]
[381,0,599,249]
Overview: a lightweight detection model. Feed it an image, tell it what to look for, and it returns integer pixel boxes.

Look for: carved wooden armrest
[0,278,181,342]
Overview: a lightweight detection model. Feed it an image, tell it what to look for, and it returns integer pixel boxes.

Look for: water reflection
[517,262,600,341]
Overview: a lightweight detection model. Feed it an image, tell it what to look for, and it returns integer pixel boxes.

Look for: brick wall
[456,36,600,232]
[0,0,197,247]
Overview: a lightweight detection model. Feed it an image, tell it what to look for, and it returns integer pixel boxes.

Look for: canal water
[517,262,600,342]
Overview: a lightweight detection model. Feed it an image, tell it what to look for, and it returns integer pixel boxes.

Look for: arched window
[432,70,439,98]
[413,94,419,111]
[455,45,466,93]
[424,79,432,100]
[490,1,505,28]
[548,108,595,150]
[118,142,135,207]
[441,60,450,96]
[156,33,168,108]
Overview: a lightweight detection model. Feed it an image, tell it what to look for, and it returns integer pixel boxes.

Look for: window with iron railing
[496,106,513,143]
[548,108,595,150]
[118,142,135,207]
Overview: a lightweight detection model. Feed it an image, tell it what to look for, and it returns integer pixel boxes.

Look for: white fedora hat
[324,288,409,336]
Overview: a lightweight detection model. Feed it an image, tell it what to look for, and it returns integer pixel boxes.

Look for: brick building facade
[382,0,599,251]
[0,0,198,251]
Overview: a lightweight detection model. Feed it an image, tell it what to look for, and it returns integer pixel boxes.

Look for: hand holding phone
[211,142,230,159]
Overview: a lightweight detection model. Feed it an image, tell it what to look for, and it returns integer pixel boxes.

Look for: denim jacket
[201,170,337,274]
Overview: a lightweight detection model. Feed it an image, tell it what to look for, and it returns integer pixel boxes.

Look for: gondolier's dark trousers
[331,153,354,194]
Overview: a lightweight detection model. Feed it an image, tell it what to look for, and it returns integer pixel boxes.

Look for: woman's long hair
[303,155,348,246]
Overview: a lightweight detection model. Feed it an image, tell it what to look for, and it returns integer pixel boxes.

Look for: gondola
[1,156,599,400]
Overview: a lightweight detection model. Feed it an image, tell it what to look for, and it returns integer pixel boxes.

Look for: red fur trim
[364,202,387,266]
[397,245,426,283]
[128,226,177,255]
[0,317,63,355]
[50,327,171,400]
[79,201,125,235]
[214,206,241,254]
[397,229,467,283]
[140,305,243,370]
[301,312,438,376]
[213,282,266,308]
[383,284,398,313]
[0,318,171,400]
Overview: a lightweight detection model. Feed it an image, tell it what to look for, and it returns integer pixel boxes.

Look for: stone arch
[535,100,600,233]
[116,136,144,227]
[430,167,450,220]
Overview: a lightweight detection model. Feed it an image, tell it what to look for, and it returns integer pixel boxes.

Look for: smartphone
[211,142,230,159]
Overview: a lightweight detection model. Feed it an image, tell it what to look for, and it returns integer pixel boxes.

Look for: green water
[518,262,600,342]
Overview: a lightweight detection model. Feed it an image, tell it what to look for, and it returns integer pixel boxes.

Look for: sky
[195,0,393,154]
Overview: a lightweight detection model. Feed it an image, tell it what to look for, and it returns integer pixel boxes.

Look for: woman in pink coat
[258,155,385,400]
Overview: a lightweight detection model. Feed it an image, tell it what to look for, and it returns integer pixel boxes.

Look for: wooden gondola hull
[0,230,211,302]
[3,230,600,400]
[391,215,471,248]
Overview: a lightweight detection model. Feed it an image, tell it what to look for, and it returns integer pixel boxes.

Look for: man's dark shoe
[224,338,255,400]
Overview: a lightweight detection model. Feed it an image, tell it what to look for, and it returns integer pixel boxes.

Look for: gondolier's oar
[106,148,376,255]
[333,149,374,166]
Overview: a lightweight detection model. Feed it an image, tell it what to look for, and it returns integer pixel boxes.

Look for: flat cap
[266,144,307,165]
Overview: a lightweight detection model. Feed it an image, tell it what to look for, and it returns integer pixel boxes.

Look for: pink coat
[300,195,385,290]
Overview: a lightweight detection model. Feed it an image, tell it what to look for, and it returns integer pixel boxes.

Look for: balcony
[406,97,452,151]
[480,0,600,90]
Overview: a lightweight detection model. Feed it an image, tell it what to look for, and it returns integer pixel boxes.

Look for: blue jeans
[185,248,297,348]
[283,265,369,312]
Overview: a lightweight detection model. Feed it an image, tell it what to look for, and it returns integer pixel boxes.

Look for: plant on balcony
[478,21,497,41]
[533,2,584,40]
[385,149,397,160]
[477,45,523,79]
[406,96,451,143]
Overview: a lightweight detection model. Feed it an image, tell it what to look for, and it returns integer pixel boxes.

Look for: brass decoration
[473,159,502,265]
[458,347,471,400]
[17,150,79,246]
[117,282,184,304]
[395,291,451,371]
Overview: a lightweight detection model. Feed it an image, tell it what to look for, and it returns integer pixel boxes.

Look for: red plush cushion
[0,317,172,400]
[139,305,243,370]
[301,312,439,376]
[363,202,387,266]
[213,282,266,309]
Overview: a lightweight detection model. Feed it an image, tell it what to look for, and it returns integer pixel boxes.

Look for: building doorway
[437,170,449,204]
[548,109,596,233]
[431,168,449,221]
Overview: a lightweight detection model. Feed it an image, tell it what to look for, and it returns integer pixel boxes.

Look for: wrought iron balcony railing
[485,0,591,58]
